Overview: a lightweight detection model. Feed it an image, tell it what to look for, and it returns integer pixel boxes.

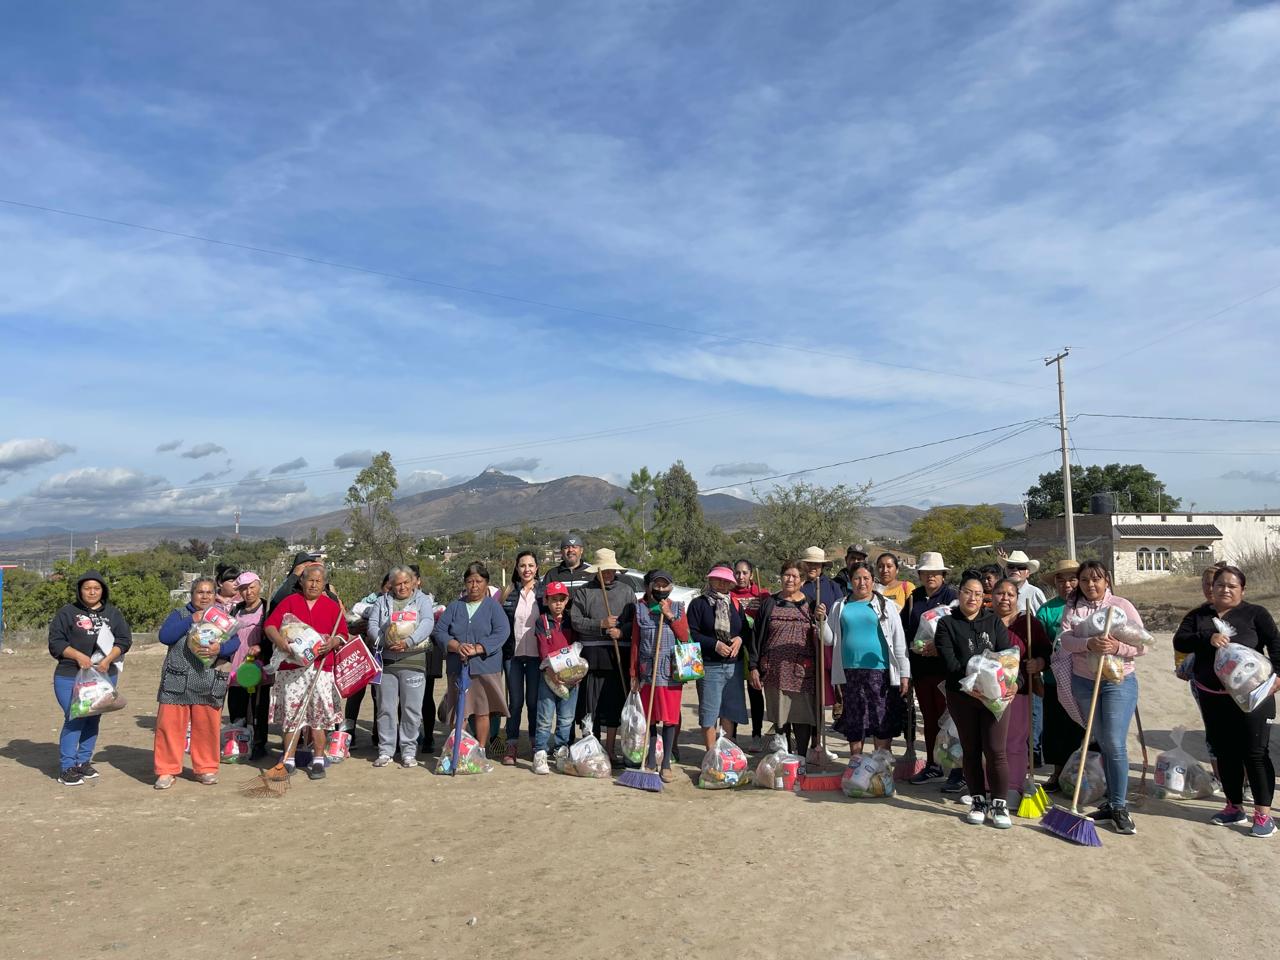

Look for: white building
[1024,511,1280,585]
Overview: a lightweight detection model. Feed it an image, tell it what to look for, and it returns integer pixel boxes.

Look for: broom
[1016,609,1050,818]
[1040,607,1113,845]
[1129,704,1150,808]
[617,610,665,792]
[894,681,926,780]
[797,595,842,792]
[242,607,345,798]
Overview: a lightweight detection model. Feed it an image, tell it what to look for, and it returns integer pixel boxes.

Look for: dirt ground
[1,632,1275,960]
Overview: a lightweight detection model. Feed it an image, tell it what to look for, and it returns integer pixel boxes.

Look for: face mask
[650,589,672,602]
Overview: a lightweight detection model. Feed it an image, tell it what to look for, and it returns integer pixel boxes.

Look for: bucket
[326,729,351,762]
[779,757,801,791]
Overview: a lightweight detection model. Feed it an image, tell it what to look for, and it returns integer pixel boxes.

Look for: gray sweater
[366,590,436,673]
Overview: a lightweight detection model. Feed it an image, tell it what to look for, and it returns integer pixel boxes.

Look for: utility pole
[1045,348,1076,561]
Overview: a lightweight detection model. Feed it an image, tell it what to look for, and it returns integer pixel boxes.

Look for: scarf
[703,588,732,644]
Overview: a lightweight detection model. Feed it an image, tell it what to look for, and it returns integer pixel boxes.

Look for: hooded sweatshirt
[47,571,134,678]
[569,577,638,671]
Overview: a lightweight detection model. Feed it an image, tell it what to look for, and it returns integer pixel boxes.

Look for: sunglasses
[1007,565,1028,572]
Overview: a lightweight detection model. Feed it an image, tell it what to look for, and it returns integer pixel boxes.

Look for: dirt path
[0,635,1273,959]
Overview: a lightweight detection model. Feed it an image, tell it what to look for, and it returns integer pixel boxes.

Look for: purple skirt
[834,669,905,743]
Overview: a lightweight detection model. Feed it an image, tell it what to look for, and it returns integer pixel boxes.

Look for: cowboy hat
[1049,557,1079,579]
[798,546,835,565]
[914,551,950,573]
[1002,550,1041,574]
[584,547,626,574]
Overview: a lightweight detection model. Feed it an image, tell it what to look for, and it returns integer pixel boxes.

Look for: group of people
[45,535,1279,838]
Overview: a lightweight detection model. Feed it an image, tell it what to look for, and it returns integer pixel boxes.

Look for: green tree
[1026,463,1179,519]
[906,505,1011,567]
[109,574,176,628]
[346,450,411,589]
[753,480,868,569]
[185,538,211,561]
[651,461,729,582]
[610,467,655,566]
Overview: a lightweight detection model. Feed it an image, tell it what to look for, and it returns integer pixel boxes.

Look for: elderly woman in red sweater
[263,565,348,781]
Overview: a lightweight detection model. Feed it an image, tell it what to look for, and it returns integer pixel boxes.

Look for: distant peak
[463,469,526,490]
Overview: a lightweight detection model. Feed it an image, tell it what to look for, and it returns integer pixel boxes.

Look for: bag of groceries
[1154,726,1214,800]
[697,732,749,789]
[840,749,896,798]
[933,709,963,770]
[555,733,612,778]
[435,730,492,775]
[959,647,1020,717]
[280,613,326,666]
[69,667,125,719]
[1213,621,1275,713]
[619,690,648,766]
[911,601,957,653]
[187,606,235,666]
[1061,748,1106,807]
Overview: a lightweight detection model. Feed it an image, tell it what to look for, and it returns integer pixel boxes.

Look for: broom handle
[815,585,826,753]
[600,572,628,691]
[642,612,665,773]
[282,606,347,759]
[1069,607,1114,813]
[1133,704,1149,799]
[1026,608,1035,777]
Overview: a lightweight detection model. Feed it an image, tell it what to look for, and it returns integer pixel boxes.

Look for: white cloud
[155,439,183,453]
[0,438,75,476]
[708,462,773,478]
[399,469,460,494]
[34,466,165,500]
[270,456,308,475]
[489,457,540,472]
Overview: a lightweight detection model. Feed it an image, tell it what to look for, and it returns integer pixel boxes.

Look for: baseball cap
[235,571,261,587]
[847,543,868,557]
[544,581,570,597]
[561,534,584,548]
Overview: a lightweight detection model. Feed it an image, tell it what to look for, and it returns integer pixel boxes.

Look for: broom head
[616,768,663,793]
[1016,780,1051,819]
[240,760,292,798]
[1040,806,1102,846]
[796,772,843,793]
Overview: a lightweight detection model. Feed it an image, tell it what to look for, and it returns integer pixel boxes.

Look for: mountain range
[0,469,1024,560]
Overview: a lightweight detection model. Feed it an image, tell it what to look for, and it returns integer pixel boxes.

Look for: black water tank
[1090,492,1115,515]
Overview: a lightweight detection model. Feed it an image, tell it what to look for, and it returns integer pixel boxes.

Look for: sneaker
[399,756,417,769]
[372,755,392,768]
[532,750,549,775]
[78,763,100,780]
[942,772,968,794]
[1251,814,1275,839]
[910,763,944,785]
[153,774,176,790]
[823,746,841,766]
[502,743,518,767]
[307,760,326,781]
[1088,802,1114,821]
[196,772,218,785]
[965,795,988,825]
[988,799,1013,829]
[1111,806,1137,835]
[58,767,84,786]
[1211,804,1247,826]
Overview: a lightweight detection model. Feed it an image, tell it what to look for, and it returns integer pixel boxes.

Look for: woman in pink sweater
[1056,561,1147,836]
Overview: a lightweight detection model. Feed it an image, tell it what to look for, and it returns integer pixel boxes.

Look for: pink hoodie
[1057,591,1147,681]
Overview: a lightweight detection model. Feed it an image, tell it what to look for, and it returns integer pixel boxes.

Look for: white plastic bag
[1214,638,1276,713]
[619,690,648,766]
[753,747,802,789]
[840,749,896,798]
[1154,726,1214,800]
[911,601,957,653]
[1061,748,1106,807]
[959,648,1019,718]
[280,613,326,666]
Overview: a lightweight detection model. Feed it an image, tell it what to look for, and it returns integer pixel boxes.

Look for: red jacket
[535,613,576,660]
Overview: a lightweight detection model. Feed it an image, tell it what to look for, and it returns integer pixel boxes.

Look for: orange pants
[154,703,221,776]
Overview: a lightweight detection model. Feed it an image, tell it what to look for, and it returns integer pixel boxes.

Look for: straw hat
[915,551,949,573]
[1002,550,1041,574]
[1049,558,1079,579]
[798,546,834,565]
[584,548,626,574]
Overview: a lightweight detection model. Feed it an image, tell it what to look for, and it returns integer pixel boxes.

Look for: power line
[1080,278,1280,374]
[1074,447,1280,456]
[1078,413,1280,425]
[0,196,1029,388]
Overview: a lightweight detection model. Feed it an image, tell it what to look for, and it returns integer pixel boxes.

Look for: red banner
[333,637,380,698]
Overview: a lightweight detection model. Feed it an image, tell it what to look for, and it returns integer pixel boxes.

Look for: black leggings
[947,689,1011,800]
[791,723,815,757]
[1201,689,1276,807]
[647,724,677,770]
[748,684,765,738]
[418,677,438,751]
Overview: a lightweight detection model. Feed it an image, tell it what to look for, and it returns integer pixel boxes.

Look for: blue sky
[2,0,1279,532]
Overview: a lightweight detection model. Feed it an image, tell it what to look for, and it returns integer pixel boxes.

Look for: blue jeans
[696,659,748,728]
[1070,671,1138,808]
[534,677,578,754]
[53,671,117,770]
[505,656,542,741]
